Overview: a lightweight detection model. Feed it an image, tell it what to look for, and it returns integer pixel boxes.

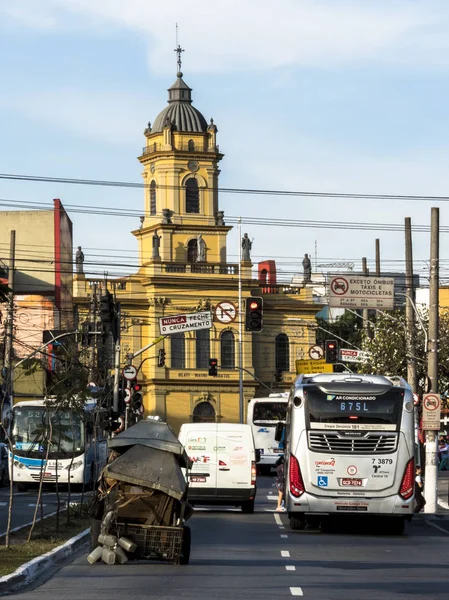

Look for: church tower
[135,46,230,270]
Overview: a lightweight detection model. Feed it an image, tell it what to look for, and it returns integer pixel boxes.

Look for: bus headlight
[65,460,83,471]
[14,460,27,469]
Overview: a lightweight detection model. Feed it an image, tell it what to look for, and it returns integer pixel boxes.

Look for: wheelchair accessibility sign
[318,476,328,487]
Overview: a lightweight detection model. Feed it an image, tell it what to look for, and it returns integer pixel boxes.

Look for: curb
[0,528,89,596]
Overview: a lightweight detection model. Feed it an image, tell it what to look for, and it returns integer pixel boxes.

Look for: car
[0,442,9,486]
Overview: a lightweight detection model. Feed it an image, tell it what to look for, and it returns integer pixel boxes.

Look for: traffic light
[81,322,95,347]
[245,296,263,332]
[209,358,218,376]
[99,292,114,325]
[325,340,338,364]
[131,383,143,414]
[157,349,166,367]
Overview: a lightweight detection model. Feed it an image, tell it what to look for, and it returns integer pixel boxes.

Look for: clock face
[150,163,155,174]
[188,160,199,172]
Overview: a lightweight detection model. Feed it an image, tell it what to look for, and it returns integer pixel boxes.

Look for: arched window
[187,239,198,263]
[275,333,290,373]
[150,180,156,215]
[220,330,235,369]
[196,328,210,369]
[171,332,185,369]
[186,178,199,213]
[193,401,216,423]
[188,139,195,151]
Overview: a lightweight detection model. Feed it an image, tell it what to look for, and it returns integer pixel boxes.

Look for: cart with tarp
[89,419,192,565]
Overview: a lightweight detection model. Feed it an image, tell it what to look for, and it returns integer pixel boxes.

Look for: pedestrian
[414,465,426,513]
[275,454,285,512]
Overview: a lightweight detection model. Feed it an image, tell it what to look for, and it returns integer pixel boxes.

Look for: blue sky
[1,0,449,284]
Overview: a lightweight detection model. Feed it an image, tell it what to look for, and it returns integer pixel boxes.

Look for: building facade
[73,64,322,433]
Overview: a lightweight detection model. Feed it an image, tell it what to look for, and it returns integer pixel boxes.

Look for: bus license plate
[341,478,362,487]
[190,476,206,483]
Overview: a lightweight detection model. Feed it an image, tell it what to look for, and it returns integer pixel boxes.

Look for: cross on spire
[174,23,184,74]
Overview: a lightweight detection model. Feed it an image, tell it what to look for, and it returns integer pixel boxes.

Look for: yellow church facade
[73,60,322,433]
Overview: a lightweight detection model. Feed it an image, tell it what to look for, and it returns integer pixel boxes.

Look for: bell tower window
[188,139,195,151]
[150,180,156,215]
[186,178,199,214]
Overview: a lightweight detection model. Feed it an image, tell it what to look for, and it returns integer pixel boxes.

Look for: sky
[1,0,449,285]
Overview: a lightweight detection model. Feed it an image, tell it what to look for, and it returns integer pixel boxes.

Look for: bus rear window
[253,402,287,424]
[305,387,403,426]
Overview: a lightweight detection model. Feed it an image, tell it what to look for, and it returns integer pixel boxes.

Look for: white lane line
[274,513,283,526]
[28,503,46,507]
[290,587,303,596]
[438,498,449,511]
[286,565,296,571]
[426,519,449,535]
[281,550,290,557]
[281,534,288,538]
[0,502,7,507]
[279,526,285,530]
[267,495,277,500]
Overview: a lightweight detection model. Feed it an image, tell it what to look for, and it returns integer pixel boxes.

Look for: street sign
[328,275,395,309]
[296,359,333,375]
[122,365,138,381]
[422,393,441,431]
[124,388,132,404]
[214,301,237,324]
[309,345,324,360]
[159,311,212,335]
[339,349,371,363]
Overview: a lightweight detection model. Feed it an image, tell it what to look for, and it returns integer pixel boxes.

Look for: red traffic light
[249,301,259,310]
[327,343,336,349]
[133,383,142,392]
[210,359,218,366]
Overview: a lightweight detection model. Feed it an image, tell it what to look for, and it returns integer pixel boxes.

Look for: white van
[178,423,257,513]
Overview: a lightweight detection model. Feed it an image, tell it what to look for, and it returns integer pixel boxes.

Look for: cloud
[2,0,449,72]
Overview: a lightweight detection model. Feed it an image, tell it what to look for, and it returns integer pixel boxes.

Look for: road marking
[290,587,303,596]
[438,498,449,511]
[286,565,296,571]
[281,550,290,557]
[281,534,288,538]
[267,495,277,500]
[28,503,46,507]
[0,502,7,507]
[274,513,283,526]
[426,519,449,535]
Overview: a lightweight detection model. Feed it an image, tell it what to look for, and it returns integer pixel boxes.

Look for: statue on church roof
[75,246,84,274]
[197,234,206,262]
[242,233,252,262]
[152,231,161,259]
[302,253,312,282]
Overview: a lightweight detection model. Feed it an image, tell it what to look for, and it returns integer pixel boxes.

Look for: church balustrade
[141,142,220,156]
[163,262,239,275]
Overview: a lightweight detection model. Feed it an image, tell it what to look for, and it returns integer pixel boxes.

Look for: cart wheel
[177,526,191,565]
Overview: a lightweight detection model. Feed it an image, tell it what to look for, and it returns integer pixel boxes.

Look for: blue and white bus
[9,398,108,491]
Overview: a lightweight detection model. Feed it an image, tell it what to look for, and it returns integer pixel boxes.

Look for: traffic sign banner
[159,311,212,335]
[296,359,333,375]
[329,275,395,309]
[122,365,138,381]
[339,349,371,363]
[214,301,237,324]
[422,393,441,430]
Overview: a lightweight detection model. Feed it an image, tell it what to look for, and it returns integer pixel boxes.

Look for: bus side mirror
[275,422,285,443]
[255,449,261,463]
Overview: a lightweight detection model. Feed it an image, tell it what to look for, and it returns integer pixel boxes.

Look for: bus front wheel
[289,514,306,530]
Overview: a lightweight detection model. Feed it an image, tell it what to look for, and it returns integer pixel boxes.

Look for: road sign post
[422,393,441,431]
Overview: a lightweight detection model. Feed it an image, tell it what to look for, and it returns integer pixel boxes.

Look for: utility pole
[4,230,16,410]
[375,239,380,277]
[238,217,244,424]
[88,283,98,383]
[112,303,121,414]
[362,257,369,331]
[404,218,418,394]
[424,207,439,513]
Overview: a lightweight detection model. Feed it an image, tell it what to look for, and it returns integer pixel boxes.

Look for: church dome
[152,72,208,133]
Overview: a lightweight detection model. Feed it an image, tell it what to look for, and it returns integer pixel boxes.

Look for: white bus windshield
[253,402,287,425]
[305,387,403,426]
[12,406,84,458]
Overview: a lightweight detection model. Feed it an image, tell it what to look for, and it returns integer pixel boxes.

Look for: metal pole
[424,207,439,514]
[404,218,418,394]
[112,303,121,413]
[89,283,97,382]
[362,257,369,331]
[4,231,15,411]
[238,218,244,424]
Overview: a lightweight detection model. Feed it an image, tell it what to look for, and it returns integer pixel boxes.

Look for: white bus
[9,399,108,491]
[247,394,288,474]
[282,374,415,534]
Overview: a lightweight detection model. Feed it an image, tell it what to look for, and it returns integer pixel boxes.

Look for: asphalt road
[0,489,90,536]
[8,475,449,600]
